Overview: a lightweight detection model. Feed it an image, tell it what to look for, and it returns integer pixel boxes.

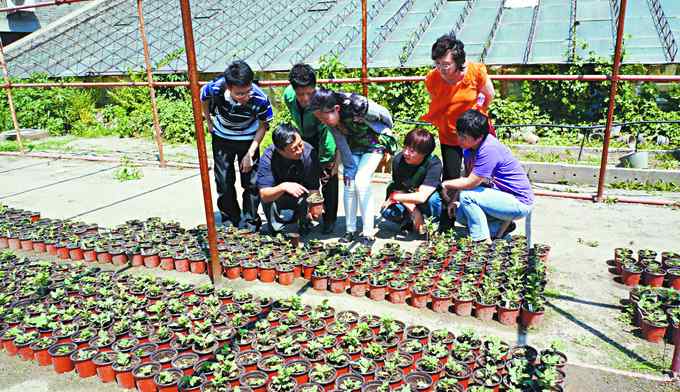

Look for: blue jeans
[382,191,450,228]
[455,186,533,241]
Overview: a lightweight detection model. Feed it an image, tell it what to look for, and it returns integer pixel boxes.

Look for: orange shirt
[421,63,489,147]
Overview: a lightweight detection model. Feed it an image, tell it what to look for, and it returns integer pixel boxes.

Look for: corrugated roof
[4,0,679,78]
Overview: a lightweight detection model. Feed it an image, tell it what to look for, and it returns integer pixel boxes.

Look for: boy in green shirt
[283,64,338,234]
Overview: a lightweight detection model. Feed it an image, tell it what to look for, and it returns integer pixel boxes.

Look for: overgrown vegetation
[0,45,679,149]
[113,156,143,182]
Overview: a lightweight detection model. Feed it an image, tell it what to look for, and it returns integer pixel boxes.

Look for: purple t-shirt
[463,135,534,205]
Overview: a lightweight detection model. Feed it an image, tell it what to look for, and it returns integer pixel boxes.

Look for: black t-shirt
[256,142,320,191]
[391,152,443,193]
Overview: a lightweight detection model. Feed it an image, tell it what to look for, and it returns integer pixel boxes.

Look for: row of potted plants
[612,247,680,289]
[222,236,550,329]
[0,249,567,391]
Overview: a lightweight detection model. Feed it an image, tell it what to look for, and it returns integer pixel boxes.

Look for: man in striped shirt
[201,60,273,230]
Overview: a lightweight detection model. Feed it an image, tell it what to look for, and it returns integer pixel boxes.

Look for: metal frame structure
[0,0,677,285]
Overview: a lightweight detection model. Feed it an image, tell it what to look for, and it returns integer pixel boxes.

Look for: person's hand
[381,198,396,211]
[447,201,458,219]
[281,182,308,198]
[343,176,352,187]
[412,208,425,234]
[240,152,254,173]
[320,162,335,185]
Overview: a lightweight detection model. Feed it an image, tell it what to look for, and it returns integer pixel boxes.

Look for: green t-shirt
[283,85,336,164]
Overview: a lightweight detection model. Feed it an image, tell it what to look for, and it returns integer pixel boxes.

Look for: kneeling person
[256,124,322,234]
[382,128,448,233]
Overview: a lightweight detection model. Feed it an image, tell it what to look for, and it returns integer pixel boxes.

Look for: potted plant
[329,269,349,294]
[277,262,295,286]
[405,371,434,392]
[93,351,118,383]
[519,290,545,328]
[48,342,77,374]
[335,374,363,392]
[471,363,501,391]
[349,272,369,297]
[71,347,99,378]
[350,357,376,382]
[443,359,471,389]
[431,287,452,313]
[326,348,351,376]
[286,359,312,385]
[30,336,58,366]
[133,362,162,392]
[112,352,141,389]
[309,363,337,391]
[154,368,183,392]
[388,279,408,304]
[497,289,521,326]
[267,365,297,392]
[311,264,330,291]
[368,272,389,301]
[239,370,269,392]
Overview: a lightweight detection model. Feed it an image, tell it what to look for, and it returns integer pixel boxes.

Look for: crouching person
[381,128,450,234]
[256,124,323,235]
[442,110,534,243]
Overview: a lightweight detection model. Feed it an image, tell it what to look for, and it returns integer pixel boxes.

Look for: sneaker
[497,221,517,239]
[321,221,336,235]
[357,234,375,246]
[339,231,356,243]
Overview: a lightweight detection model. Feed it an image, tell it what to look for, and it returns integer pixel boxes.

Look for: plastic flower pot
[71,347,99,378]
[621,267,642,287]
[224,264,241,279]
[277,266,295,286]
[31,337,57,366]
[97,250,113,264]
[240,370,269,392]
[242,265,258,281]
[144,253,161,268]
[56,246,70,259]
[0,236,8,249]
[668,268,680,290]
[431,293,452,313]
[368,283,387,301]
[452,297,472,317]
[154,367,183,392]
[349,278,368,297]
[497,305,520,326]
[259,265,276,283]
[410,288,431,309]
[174,257,190,272]
[388,286,408,304]
[151,348,178,369]
[20,239,33,251]
[302,263,316,280]
[48,342,77,374]
[68,246,84,261]
[172,352,199,376]
[642,269,666,288]
[133,362,162,392]
[190,260,207,274]
[111,252,127,265]
[335,374,363,392]
[94,351,118,383]
[312,275,329,291]
[7,237,20,250]
[473,301,496,321]
[640,318,668,343]
[83,248,97,262]
[520,306,545,328]
[288,359,311,385]
[330,276,348,294]
[160,255,175,270]
[405,371,433,392]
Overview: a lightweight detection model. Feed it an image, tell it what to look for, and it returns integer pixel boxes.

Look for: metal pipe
[361,0,368,97]
[179,0,221,284]
[596,0,628,202]
[5,74,680,90]
[0,0,85,14]
[0,151,203,169]
[0,41,22,152]
[534,189,677,206]
[136,0,165,167]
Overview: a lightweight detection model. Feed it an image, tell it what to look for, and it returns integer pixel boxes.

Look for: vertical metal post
[596,0,628,202]
[137,0,166,167]
[178,0,221,283]
[0,42,23,152]
[361,0,368,97]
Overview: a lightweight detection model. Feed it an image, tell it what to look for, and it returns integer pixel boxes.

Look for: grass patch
[609,180,680,193]
[0,136,76,152]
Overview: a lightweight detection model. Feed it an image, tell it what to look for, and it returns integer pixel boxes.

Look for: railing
[649,0,678,62]
[523,0,541,64]
[368,0,414,59]
[480,0,506,62]
[453,0,477,35]
[568,0,577,61]
[398,0,446,65]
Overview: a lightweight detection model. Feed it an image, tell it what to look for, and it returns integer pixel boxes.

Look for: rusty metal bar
[0,0,85,14]
[0,41,23,152]
[361,0,368,96]
[178,0,221,283]
[136,0,165,167]
[596,0,628,202]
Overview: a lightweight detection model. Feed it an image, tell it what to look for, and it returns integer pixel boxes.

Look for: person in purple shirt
[442,109,534,243]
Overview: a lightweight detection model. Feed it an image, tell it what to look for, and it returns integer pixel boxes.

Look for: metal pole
[137,0,166,167]
[178,0,221,283]
[0,41,23,152]
[596,0,628,202]
[361,0,368,97]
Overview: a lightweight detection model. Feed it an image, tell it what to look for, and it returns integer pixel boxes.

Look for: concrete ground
[2,152,680,391]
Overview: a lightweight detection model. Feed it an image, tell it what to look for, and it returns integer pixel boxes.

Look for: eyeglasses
[434,62,454,71]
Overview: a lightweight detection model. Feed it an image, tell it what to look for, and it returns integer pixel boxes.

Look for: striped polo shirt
[200,77,274,141]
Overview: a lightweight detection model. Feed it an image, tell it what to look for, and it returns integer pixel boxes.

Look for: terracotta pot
[33,241,47,253]
[48,343,77,373]
[97,251,113,264]
[302,264,315,280]
[388,287,408,304]
[497,306,520,326]
[160,257,174,270]
[224,265,241,280]
[621,269,641,286]
[520,307,544,328]
[368,284,387,301]
[242,266,258,281]
[640,319,667,343]
[83,249,96,261]
[57,246,70,259]
[259,267,276,283]
[330,277,347,294]
[431,295,452,313]
[312,275,328,291]
[175,258,190,272]
[278,269,295,286]
[8,237,20,250]
[131,254,144,267]
[69,247,84,261]
[190,261,207,274]
[20,239,33,251]
[350,280,368,297]
[473,302,496,321]
[134,362,162,392]
[453,298,473,317]
[642,270,666,288]
[17,343,34,361]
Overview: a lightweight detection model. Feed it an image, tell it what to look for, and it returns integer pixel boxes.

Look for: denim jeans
[382,191,451,229]
[455,186,533,241]
[262,194,308,233]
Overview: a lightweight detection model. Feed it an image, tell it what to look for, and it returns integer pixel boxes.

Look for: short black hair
[272,123,299,150]
[431,34,466,70]
[307,88,340,112]
[288,63,316,89]
[224,60,254,87]
[456,110,489,140]
[404,128,436,156]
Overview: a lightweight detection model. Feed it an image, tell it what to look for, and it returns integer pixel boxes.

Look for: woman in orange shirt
[421,34,495,180]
